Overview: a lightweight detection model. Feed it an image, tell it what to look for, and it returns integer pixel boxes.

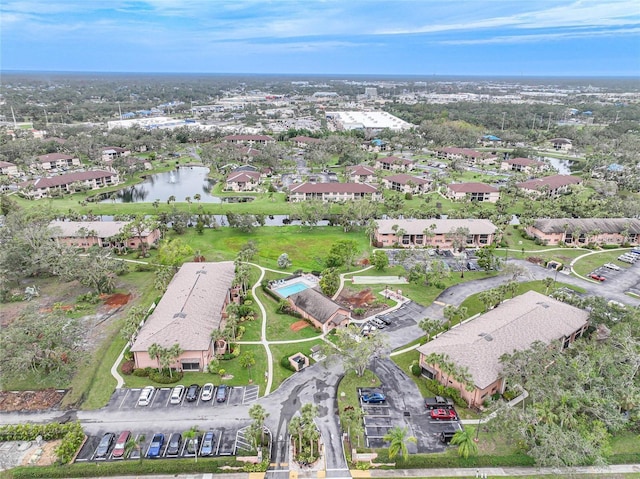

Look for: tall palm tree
[383,426,416,462]
[249,404,269,446]
[148,343,162,372]
[451,428,478,459]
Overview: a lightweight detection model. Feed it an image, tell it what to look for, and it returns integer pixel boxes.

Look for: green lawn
[269,340,324,390]
[122,344,267,391]
[164,226,370,271]
[571,249,633,276]
[459,280,586,318]
[254,287,322,341]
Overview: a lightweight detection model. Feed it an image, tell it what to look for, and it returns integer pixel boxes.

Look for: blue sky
[1,0,639,76]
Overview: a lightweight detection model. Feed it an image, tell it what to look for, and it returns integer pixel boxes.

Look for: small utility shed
[417,291,589,407]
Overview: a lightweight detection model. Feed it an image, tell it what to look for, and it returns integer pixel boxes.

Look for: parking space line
[214,431,223,456]
[118,389,132,409]
[162,388,171,407]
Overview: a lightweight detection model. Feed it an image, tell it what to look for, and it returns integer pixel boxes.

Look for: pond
[544,157,574,175]
[101,166,222,203]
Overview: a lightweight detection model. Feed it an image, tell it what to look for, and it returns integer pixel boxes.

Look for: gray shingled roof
[416,291,589,389]
[532,218,640,234]
[375,218,496,235]
[131,262,235,352]
[289,288,343,324]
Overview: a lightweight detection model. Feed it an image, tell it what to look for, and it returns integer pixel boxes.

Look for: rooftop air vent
[483,334,494,341]
[173,312,187,319]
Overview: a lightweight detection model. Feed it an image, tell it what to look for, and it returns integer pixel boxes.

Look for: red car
[589,273,606,281]
[430,408,457,420]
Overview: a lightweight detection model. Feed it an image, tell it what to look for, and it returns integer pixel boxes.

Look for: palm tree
[182,427,199,462]
[288,415,303,457]
[542,277,554,295]
[249,404,269,446]
[194,193,201,204]
[451,428,478,459]
[125,433,145,462]
[148,343,162,372]
[383,426,416,462]
[167,195,176,205]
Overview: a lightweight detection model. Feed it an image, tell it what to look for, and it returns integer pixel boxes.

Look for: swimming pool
[274,281,314,298]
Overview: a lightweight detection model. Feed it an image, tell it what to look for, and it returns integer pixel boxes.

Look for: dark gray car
[166,433,182,456]
[95,432,115,459]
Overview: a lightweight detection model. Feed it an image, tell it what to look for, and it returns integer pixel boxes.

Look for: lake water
[102,166,221,203]
[544,157,573,175]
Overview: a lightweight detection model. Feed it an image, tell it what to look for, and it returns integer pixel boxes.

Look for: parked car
[425,396,454,409]
[147,433,164,458]
[166,433,182,456]
[589,273,606,281]
[200,431,215,456]
[111,430,131,459]
[170,385,185,405]
[430,408,458,420]
[95,432,115,459]
[467,261,478,271]
[361,392,386,403]
[376,315,392,325]
[201,383,215,401]
[137,386,154,406]
[370,318,386,329]
[216,384,228,403]
[618,254,637,264]
[186,384,200,402]
[185,436,198,455]
[603,263,621,271]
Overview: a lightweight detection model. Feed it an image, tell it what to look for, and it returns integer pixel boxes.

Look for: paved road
[1,256,638,478]
[429,258,640,319]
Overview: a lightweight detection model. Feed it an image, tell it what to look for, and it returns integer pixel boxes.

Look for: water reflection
[102,166,221,203]
[544,157,573,175]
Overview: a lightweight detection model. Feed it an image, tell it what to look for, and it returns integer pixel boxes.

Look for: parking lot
[356,384,459,453]
[105,384,260,411]
[75,423,256,462]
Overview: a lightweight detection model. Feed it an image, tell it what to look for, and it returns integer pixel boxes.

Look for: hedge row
[0,422,84,465]
[5,457,247,478]
[373,450,536,468]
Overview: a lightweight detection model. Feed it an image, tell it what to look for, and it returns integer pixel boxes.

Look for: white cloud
[376,1,640,35]
[440,27,640,45]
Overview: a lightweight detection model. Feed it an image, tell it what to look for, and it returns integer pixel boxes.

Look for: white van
[138,386,155,406]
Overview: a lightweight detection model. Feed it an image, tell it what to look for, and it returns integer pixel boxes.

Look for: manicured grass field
[571,249,633,276]
[269,340,325,390]
[122,343,267,391]
[165,226,371,271]
[459,280,585,318]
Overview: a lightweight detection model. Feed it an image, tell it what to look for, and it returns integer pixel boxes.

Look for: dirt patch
[0,389,65,412]
[20,439,62,466]
[101,293,131,308]
[336,287,389,318]
[290,320,309,332]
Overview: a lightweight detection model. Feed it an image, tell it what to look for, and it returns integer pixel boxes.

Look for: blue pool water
[275,281,313,298]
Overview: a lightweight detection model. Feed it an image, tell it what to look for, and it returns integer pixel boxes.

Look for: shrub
[148,370,183,384]
[410,361,422,376]
[134,263,155,272]
[132,368,150,377]
[121,360,135,375]
[0,421,85,465]
[280,356,296,372]
[353,308,366,316]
